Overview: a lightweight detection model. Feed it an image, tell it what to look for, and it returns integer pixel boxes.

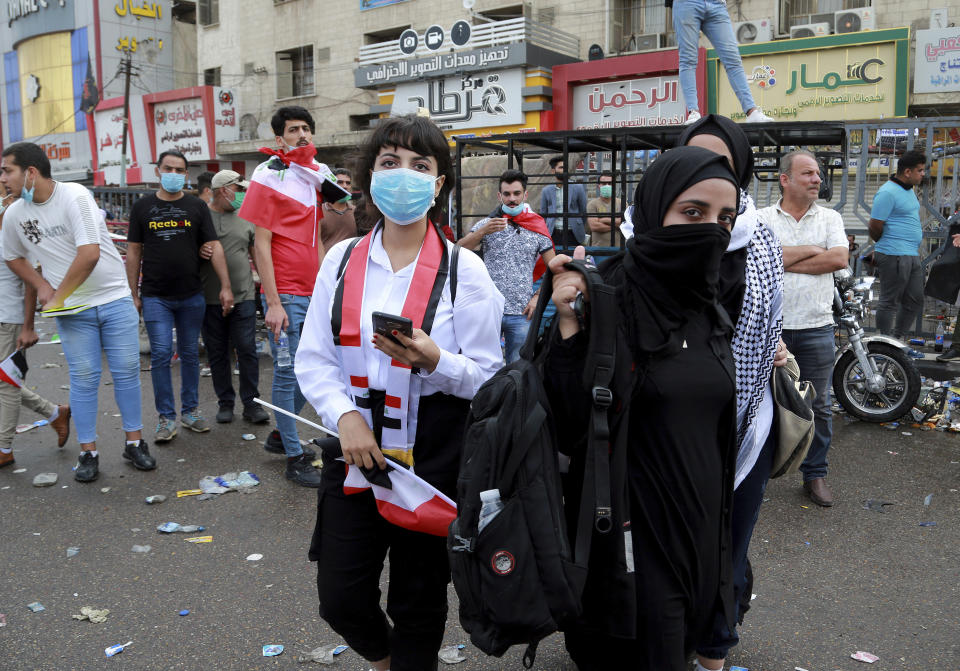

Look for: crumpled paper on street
[72,606,110,623]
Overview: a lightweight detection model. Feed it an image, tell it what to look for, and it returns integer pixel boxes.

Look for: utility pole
[119,50,133,188]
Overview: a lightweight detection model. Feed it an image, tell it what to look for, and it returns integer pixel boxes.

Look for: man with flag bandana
[238,106,342,487]
[457,169,555,363]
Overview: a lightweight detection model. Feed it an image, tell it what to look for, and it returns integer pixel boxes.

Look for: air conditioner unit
[835,7,875,33]
[625,33,662,52]
[733,19,773,44]
[790,22,830,38]
[809,12,836,32]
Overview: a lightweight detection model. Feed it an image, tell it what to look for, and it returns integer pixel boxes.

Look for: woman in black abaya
[544,146,742,670]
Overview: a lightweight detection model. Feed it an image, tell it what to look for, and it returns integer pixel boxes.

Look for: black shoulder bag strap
[559,260,617,573]
[517,259,618,567]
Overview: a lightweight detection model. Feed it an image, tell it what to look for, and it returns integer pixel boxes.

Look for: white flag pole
[253,397,339,438]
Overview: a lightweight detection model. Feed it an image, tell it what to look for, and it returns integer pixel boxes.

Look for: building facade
[0,0,197,181]
[198,0,960,167]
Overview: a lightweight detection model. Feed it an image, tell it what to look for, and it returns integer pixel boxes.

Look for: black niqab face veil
[677,114,754,191]
[618,146,741,362]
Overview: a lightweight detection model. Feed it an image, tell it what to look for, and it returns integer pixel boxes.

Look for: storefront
[550,48,706,131]
[707,28,909,122]
[356,22,580,139]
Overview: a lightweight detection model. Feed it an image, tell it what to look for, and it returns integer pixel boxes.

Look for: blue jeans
[268,294,310,458]
[56,297,143,444]
[697,428,775,659]
[782,325,835,481]
[142,292,206,420]
[501,314,530,364]
[674,0,756,114]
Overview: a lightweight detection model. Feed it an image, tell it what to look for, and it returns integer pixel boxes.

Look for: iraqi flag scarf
[333,222,450,467]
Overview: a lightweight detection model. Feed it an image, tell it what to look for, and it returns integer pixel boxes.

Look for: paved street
[1,325,959,670]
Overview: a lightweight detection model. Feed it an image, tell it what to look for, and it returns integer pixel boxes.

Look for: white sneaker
[683,110,702,125]
[744,107,774,123]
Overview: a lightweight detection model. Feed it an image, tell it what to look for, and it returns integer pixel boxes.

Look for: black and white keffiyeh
[728,192,784,487]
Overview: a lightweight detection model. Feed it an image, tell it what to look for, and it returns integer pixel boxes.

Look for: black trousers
[311,461,449,670]
[309,392,469,671]
[200,300,259,409]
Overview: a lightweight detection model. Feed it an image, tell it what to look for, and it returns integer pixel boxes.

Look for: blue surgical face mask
[370,168,438,226]
[501,202,524,216]
[160,172,185,193]
[21,173,36,203]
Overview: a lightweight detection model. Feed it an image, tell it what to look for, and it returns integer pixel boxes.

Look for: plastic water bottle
[935,321,945,352]
[276,333,292,368]
[477,488,504,533]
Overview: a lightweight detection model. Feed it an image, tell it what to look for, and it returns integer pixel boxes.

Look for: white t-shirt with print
[759,200,847,330]
[2,182,131,310]
[0,235,25,323]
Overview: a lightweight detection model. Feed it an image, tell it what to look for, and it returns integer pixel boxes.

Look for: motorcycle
[831,270,922,422]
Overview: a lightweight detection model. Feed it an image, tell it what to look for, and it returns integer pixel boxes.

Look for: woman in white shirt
[296,114,504,671]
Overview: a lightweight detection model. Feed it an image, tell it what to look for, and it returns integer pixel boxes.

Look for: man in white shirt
[0,142,154,483]
[758,150,847,507]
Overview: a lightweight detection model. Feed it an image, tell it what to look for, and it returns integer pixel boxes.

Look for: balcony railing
[358,17,580,66]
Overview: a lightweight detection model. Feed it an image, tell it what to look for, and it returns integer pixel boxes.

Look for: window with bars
[778,0,870,34]
[198,0,219,26]
[203,67,221,87]
[276,45,314,99]
[610,0,673,54]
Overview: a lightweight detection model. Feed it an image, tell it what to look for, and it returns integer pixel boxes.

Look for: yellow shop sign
[707,29,909,122]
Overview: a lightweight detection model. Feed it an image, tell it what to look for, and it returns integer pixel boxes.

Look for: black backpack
[448,260,617,668]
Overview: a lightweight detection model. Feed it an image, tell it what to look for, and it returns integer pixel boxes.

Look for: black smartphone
[372,311,413,347]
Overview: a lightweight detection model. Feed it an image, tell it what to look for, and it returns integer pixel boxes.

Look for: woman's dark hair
[352,114,454,226]
[271,106,316,136]
[897,150,926,174]
[1,142,51,178]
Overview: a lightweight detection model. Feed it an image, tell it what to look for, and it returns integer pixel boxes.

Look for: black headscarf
[677,114,753,324]
[676,113,754,190]
[617,146,740,362]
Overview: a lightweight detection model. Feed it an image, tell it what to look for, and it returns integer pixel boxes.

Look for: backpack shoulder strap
[336,237,362,280]
[331,237,363,345]
[450,244,460,306]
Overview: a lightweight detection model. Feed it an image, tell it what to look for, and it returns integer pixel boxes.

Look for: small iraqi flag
[0,350,28,388]
[343,460,457,537]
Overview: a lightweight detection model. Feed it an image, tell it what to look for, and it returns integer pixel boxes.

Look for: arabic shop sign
[213,87,239,144]
[390,68,524,131]
[154,98,209,160]
[572,75,683,130]
[98,0,174,99]
[712,41,902,121]
[7,0,65,27]
[915,28,960,93]
[355,43,522,88]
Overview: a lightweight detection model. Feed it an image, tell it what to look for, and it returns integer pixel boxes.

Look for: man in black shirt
[126,150,233,443]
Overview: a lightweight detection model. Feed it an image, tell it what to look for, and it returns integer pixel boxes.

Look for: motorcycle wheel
[833,342,921,423]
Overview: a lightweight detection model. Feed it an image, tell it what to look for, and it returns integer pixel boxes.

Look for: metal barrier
[455,119,960,336]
